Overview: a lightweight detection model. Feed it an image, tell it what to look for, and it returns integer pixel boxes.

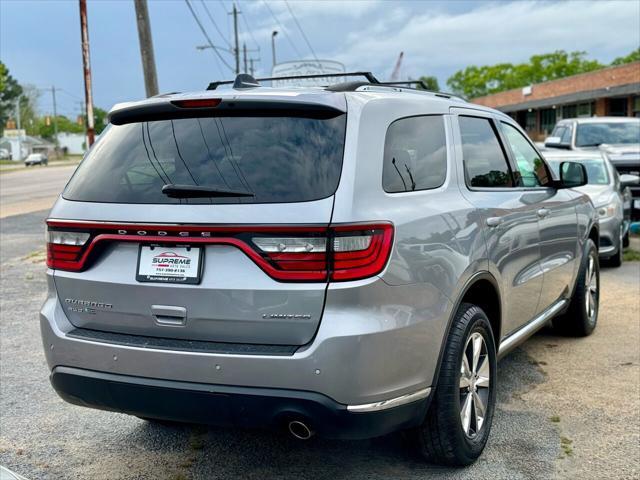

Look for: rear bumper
[41,273,449,408]
[51,366,430,439]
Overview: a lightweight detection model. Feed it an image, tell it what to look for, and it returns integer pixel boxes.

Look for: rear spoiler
[108,96,346,125]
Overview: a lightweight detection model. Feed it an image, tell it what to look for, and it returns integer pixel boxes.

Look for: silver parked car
[544,150,639,267]
[544,116,640,219]
[41,73,599,466]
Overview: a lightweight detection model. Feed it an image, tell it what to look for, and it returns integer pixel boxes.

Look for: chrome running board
[498,299,568,358]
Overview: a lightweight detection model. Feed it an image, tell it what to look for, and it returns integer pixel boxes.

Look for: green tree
[446,51,604,98]
[0,61,23,132]
[38,115,84,139]
[416,76,440,91]
[611,47,640,66]
[93,107,108,135]
[20,85,41,136]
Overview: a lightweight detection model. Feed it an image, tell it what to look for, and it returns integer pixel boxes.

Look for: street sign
[271,60,346,87]
[3,129,26,138]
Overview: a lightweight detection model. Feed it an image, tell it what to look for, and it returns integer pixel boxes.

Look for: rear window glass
[382,115,447,193]
[459,116,513,188]
[63,115,346,204]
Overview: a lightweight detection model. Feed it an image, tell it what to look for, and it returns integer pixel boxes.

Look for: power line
[262,0,303,58]
[199,0,232,49]
[184,0,234,74]
[238,0,260,51]
[283,0,320,63]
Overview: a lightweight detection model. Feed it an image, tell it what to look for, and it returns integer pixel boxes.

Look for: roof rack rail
[378,81,465,100]
[379,80,430,90]
[207,71,380,90]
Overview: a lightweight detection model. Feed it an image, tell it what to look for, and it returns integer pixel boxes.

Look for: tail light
[46,230,90,271]
[46,221,393,282]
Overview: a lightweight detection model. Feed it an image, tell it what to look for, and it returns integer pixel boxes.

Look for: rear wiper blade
[161,184,254,198]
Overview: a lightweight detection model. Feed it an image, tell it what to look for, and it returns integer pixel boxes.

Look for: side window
[459,116,513,188]
[560,125,573,144]
[382,116,447,193]
[501,122,550,187]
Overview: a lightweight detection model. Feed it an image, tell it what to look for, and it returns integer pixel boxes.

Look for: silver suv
[41,73,599,466]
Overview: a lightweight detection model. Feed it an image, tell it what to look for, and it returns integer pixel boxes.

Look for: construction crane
[390,51,404,81]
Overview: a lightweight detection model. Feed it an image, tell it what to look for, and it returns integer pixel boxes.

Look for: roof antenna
[233,73,261,89]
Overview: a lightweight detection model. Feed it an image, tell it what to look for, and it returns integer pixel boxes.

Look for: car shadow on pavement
[126,345,558,480]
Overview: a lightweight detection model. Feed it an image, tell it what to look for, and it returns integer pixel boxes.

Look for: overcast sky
[1,0,639,117]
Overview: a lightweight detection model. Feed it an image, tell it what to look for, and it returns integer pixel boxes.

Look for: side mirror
[619,173,640,188]
[558,161,588,188]
[545,136,570,149]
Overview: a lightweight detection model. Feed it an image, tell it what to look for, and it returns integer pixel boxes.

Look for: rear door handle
[537,208,550,218]
[486,217,504,228]
[151,305,187,326]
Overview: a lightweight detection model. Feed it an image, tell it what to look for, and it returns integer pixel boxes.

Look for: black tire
[411,303,497,466]
[604,246,622,268]
[623,230,630,248]
[553,239,599,336]
[603,226,623,268]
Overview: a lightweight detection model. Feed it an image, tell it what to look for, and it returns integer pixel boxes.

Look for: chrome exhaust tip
[288,420,314,440]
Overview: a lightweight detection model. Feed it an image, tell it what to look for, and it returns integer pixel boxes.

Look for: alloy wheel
[459,332,490,438]
[585,254,598,321]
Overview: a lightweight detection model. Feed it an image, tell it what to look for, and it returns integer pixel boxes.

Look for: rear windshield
[63,115,346,204]
[575,122,640,147]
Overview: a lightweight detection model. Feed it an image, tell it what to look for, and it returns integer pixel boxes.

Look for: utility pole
[51,86,59,148]
[243,43,248,73]
[134,0,159,97]
[232,4,240,74]
[15,96,22,160]
[79,0,95,147]
[271,31,278,71]
[249,58,255,76]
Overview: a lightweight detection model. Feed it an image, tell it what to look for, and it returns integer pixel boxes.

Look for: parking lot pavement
[1,210,638,480]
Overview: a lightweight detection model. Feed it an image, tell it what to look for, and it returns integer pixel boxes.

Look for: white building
[57,132,87,155]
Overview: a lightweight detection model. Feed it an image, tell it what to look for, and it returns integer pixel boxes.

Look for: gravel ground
[1,210,638,480]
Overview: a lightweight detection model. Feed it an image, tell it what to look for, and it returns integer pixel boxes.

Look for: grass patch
[623,249,640,262]
[560,436,574,457]
[22,249,46,264]
[550,415,561,423]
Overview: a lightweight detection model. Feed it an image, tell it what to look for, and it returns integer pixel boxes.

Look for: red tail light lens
[45,221,394,282]
[46,230,90,271]
[332,224,394,281]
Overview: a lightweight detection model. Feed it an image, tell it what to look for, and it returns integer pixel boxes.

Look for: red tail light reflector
[46,230,90,271]
[332,224,394,281]
[45,221,394,282]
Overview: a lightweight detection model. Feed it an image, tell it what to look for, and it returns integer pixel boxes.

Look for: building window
[540,108,557,134]
[525,111,536,131]
[562,104,577,119]
[633,96,640,118]
[577,102,593,117]
[608,97,628,116]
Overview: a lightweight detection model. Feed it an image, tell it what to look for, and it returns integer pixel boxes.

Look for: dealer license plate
[136,245,203,284]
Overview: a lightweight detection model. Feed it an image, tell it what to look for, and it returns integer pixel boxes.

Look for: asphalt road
[0,165,77,219]
[0,210,638,480]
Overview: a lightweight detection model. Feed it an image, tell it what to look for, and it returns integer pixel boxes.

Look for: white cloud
[328,1,640,81]
[245,0,382,18]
